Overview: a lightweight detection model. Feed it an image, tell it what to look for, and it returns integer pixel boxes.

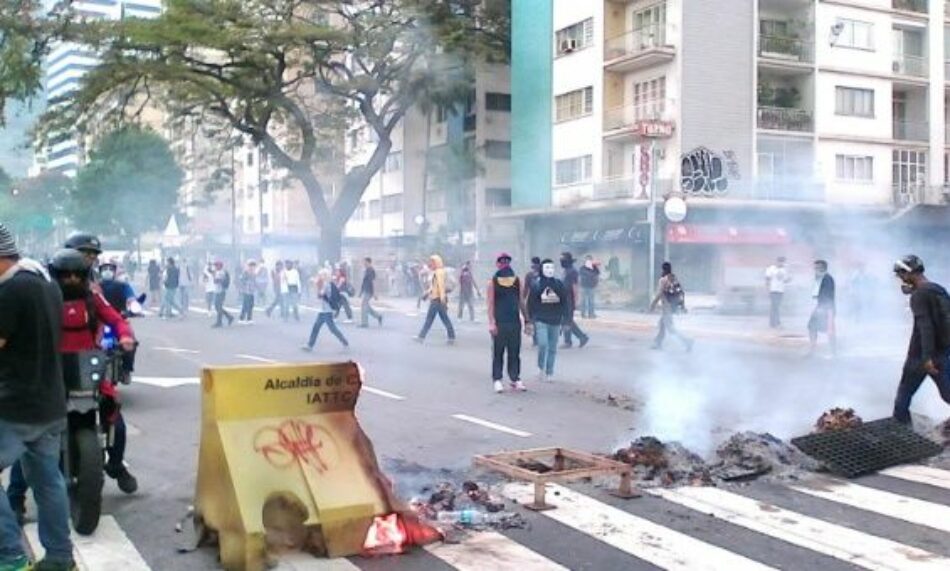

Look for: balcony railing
[893,53,927,77]
[893,120,929,141]
[552,182,593,207]
[604,23,671,62]
[604,99,676,132]
[757,106,813,132]
[893,0,928,14]
[757,35,814,63]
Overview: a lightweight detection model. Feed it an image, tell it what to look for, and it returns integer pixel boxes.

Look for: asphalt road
[24,296,950,570]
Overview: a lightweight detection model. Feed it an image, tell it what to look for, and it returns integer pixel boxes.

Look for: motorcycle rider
[64,232,103,278]
[7,250,139,522]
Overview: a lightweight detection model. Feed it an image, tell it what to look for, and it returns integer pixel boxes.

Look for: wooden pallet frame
[474,447,640,510]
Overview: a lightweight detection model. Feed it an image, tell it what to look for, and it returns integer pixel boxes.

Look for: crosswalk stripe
[425,530,568,570]
[273,552,360,570]
[793,479,950,534]
[501,483,776,571]
[25,516,151,570]
[879,465,950,490]
[650,485,950,571]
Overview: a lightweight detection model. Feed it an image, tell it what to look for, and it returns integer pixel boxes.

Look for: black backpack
[664,275,686,312]
[221,270,231,291]
[327,282,342,311]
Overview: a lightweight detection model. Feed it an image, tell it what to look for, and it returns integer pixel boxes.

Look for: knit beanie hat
[0,224,19,258]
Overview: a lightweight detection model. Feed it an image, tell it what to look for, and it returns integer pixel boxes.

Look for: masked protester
[7,249,139,529]
[526,259,571,382]
[892,255,950,424]
[807,259,836,357]
[487,254,527,393]
[414,255,457,344]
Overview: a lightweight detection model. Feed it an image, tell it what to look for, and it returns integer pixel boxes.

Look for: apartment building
[509,0,950,305]
[345,63,512,264]
[34,0,163,177]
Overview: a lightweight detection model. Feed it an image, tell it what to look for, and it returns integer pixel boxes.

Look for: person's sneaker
[33,559,78,571]
[0,554,30,571]
[579,337,589,348]
[105,465,138,494]
[344,319,354,324]
[246,320,255,325]
[357,324,369,329]
[413,336,424,343]
[512,380,527,392]
[300,345,313,352]
[561,344,572,350]
[544,373,554,383]
[211,323,222,329]
[493,380,504,393]
[447,338,456,346]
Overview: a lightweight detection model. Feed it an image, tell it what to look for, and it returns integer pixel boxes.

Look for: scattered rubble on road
[815,408,863,432]
[710,431,820,482]
[406,479,527,542]
[612,437,711,487]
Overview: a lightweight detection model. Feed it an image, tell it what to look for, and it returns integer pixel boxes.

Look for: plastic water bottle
[436,510,504,526]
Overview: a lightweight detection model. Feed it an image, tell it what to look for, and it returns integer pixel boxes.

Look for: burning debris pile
[709,432,820,481]
[408,480,526,539]
[815,408,863,432]
[613,437,711,487]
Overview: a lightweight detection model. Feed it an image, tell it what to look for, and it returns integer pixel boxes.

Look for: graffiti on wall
[681,147,740,195]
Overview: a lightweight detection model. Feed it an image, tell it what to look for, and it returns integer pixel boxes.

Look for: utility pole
[647,140,658,302]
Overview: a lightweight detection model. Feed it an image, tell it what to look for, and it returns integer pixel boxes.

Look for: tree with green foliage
[0,169,72,252]
[39,0,507,262]
[73,127,183,245]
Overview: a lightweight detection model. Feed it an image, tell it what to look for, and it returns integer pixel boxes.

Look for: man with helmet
[8,249,140,519]
[63,232,103,272]
[892,255,950,424]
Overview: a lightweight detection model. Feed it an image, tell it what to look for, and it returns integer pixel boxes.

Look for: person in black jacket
[560,252,589,348]
[526,259,571,382]
[807,259,836,356]
[892,255,950,424]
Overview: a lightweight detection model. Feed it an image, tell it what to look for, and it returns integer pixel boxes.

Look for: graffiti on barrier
[254,419,340,474]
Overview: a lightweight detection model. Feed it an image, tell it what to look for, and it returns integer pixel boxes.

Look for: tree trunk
[319,221,343,265]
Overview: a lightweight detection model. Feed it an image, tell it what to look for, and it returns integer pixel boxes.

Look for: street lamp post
[647,140,658,302]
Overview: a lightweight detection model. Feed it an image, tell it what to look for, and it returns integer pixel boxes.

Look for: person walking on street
[891,255,950,424]
[487,254,526,393]
[202,261,216,313]
[179,258,194,313]
[301,270,349,351]
[765,256,791,328]
[212,261,234,328]
[255,262,269,307]
[147,259,161,308]
[416,261,431,310]
[526,259,570,382]
[159,257,183,319]
[334,265,355,323]
[560,252,589,348]
[266,260,287,319]
[457,261,480,322]
[807,259,836,357]
[650,261,693,352]
[414,255,456,344]
[359,258,383,328]
[237,260,258,324]
[0,224,77,571]
[523,257,541,347]
[579,255,600,319]
[284,260,301,322]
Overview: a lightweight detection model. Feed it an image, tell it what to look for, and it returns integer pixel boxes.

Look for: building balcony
[603,99,676,141]
[893,54,927,78]
[893,120,929,142]
[552,182,594,207]
[893,183,949,208]
[892,0,928,14]
[593,176,649,201]
[603,23,675,73]
[757,35,814,65]
[757,106,813,133]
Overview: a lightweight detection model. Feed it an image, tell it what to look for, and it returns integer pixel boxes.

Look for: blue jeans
[535,321,560,375]
[0,419,73,565]
[307,313,349,348]
[418,300,456,340]
[160,286,182,317]
[894,349,950,423]
[580,287,596,318]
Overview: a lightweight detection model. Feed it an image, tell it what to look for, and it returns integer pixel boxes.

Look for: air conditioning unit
[560,39,577,54]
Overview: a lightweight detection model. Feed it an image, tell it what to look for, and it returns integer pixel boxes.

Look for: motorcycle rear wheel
[69,427,104,535]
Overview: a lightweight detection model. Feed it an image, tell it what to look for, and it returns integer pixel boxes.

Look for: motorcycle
[61,349,123,535]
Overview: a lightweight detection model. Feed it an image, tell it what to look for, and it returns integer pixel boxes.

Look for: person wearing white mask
[525,258,571,382]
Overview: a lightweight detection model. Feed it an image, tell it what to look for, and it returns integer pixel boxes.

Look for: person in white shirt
[284,260,302,322]
[764,256,792,328]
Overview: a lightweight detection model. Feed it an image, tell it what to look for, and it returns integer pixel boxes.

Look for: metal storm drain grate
[791,418,943,479]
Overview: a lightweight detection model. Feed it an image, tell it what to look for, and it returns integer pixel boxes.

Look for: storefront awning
[666,224,790,245]
[560,225,648,246]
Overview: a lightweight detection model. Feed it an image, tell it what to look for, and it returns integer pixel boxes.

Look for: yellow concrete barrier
[194,361,398,570]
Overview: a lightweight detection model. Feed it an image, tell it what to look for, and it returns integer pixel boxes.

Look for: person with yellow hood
[414,254,456,344]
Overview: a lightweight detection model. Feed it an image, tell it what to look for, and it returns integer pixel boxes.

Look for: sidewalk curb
[577,317,810,348]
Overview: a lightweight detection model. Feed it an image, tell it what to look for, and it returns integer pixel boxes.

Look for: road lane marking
[25,516,151,570]
[133,376,200,388]
[273,553,360,570]
[501,483,775,571]
[152,347,200,354]
[425,530,567,570]
[650,485,950,571]
[189,307,210,315]
[235,354,279,364]
[361,386,406,401]
[451,414,531,437]
[793,479,950,534]
[879,465,950,490]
